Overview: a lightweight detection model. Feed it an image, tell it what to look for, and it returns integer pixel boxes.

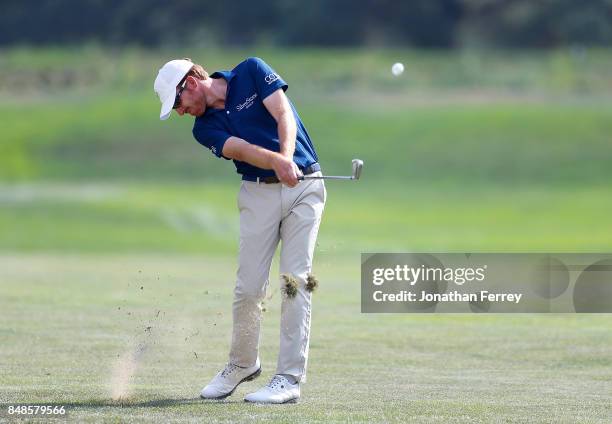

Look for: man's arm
[263,89,296,158]
[222,136,298,186]
[262,89,300,186]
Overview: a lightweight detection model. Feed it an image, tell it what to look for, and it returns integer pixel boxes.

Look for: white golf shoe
[244,374,300,404]
[200,360,261,400]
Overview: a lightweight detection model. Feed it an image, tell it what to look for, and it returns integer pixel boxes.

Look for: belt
[242,163,321,184]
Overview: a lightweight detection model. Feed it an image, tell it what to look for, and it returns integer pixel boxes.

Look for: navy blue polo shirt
[192,57,319,178]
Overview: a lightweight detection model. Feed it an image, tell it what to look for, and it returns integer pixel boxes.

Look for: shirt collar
[200,70,235,119]
[210,70,235,83]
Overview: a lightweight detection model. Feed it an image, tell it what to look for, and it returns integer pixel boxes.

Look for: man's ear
[186,75,198,89]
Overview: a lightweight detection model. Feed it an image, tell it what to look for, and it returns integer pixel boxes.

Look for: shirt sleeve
[246,57,288,101]
[192,119,232,160]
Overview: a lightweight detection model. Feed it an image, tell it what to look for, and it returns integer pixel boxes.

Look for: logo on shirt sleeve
[264,72,280,85]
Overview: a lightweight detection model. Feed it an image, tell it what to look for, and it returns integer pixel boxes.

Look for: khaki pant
[229,172,326,382]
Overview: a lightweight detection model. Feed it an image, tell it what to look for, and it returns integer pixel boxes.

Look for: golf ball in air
[391,62,404,76]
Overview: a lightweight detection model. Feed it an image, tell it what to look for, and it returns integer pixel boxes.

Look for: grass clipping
[306,273,318,292]
[282,273,318,299]
[281,274,298,298]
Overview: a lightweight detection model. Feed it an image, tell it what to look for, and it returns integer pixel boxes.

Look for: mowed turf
[2,48,612,184]
[2,182,612,254]
[0,181,611,423]
[0,254,611,423]
[1,47,612,422]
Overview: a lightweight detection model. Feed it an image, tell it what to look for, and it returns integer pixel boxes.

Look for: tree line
[2,0,611,48]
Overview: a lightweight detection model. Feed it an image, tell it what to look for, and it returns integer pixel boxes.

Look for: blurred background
[1,0,612,254]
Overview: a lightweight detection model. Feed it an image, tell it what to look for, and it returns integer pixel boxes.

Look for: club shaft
[300,175,353,180]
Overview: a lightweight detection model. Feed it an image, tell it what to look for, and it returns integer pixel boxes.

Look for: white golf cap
[154,59,193,120]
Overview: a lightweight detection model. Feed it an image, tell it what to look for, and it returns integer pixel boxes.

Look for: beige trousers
[229,172,326,382]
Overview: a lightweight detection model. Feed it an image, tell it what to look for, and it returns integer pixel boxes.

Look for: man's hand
[222,137,302,186]
[273,155,301,187]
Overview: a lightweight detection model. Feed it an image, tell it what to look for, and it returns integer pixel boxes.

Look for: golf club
[299,159,363,181]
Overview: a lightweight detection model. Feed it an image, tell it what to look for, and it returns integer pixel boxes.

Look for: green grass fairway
[1,181,611,421]
[1,254,611,423]
[2,182,612,254]
[1,47,612,422]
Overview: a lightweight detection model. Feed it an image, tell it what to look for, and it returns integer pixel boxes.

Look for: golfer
[154,57,326,404]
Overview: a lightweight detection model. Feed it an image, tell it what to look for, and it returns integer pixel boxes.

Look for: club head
[351,159,363,180]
